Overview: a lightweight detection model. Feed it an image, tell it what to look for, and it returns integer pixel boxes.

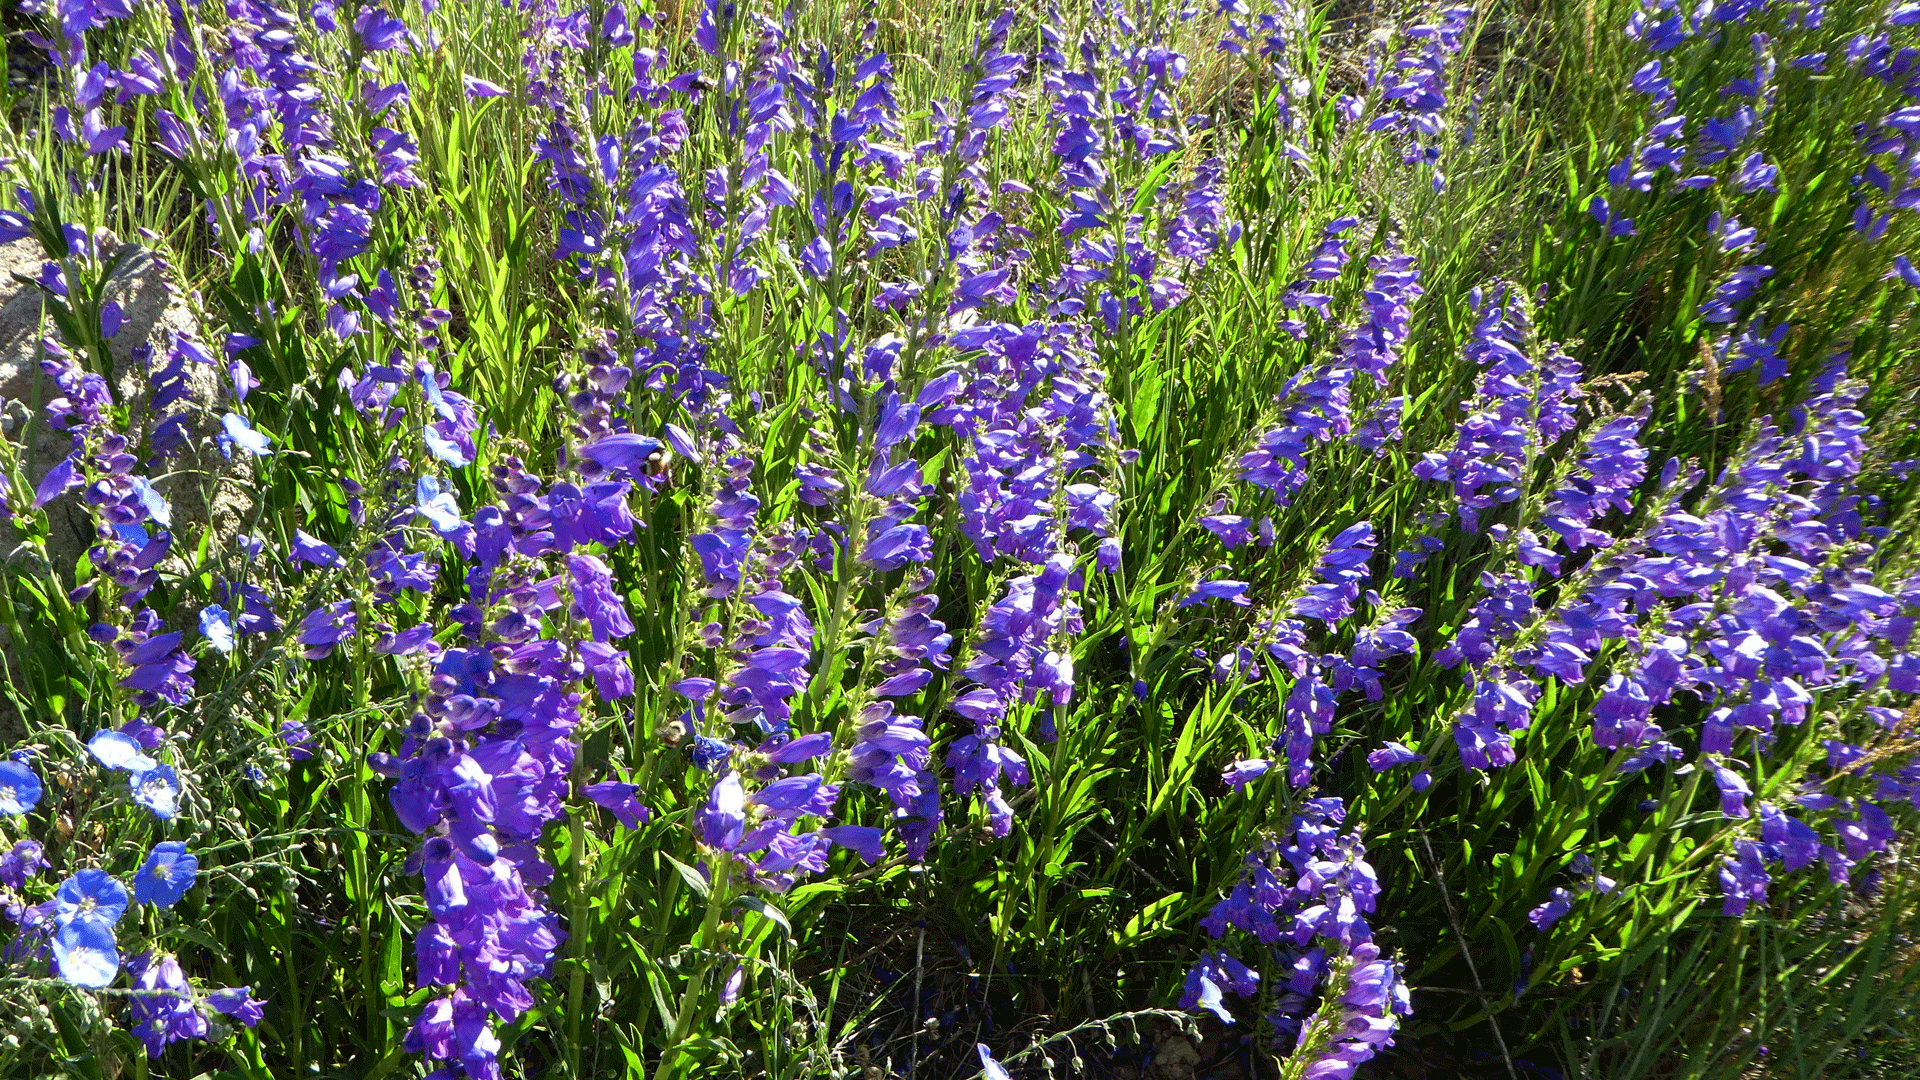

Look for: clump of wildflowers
[1184,798,1409,1068]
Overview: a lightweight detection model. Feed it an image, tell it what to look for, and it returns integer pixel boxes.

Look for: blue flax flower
[130,764,182,819]
[0,760,42,815]
[52,918,119,987]
[56,869,129,927]
[133,842,199,908]
[88,729,158,773]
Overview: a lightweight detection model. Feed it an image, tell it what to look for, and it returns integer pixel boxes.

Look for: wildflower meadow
[0,0,1917,1075]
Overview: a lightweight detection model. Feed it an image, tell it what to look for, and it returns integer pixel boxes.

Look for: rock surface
[0,236,252,739]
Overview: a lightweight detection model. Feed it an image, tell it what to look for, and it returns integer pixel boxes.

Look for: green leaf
[737,895,792,937]
[663,854,710,899]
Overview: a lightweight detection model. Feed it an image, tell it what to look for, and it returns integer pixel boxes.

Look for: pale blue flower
[218,412,273,457]
[0,760,41,815]
[55,869,129,927]
[199,605,236,655]
[130,765,181,819]
[52,918,119,987]
[87,730,158,773]
[133,842,198,908]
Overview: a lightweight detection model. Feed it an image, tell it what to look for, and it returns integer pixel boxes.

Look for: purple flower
[1365,742,1424,773]
[1718,839,1771,916]
[697,772,747,852]
[1291,523,1375,627]
[1528,887,1573,931]
[1222,759,1271,792]
[822,825,884,864]
[1200,514,1253,549]
[113,629,197,707]
[1895,254,1920,289]
[578,640,635,700]
[298,601,358,659]
[766,732,832,764]
[0,840,50,888]
[415,476,465,535]
[978,1044,1014,1080]
[354,7,409,50]
[567,555,634,641]
[208,986,265,1027]
[1188,797,1396,1052]
[859,523,932,570]
[586,781,651,829]
[199,605,236,655]
[577,433,664,478]
[1698,264,1773,323]
[1181,950,1260,1022]
[217,412,273,457]
[292,529,343,569]
[1733,151,1777,193]
[32,454,82,508]
[463,76,509,99]
[128,951,206,1056]
[1760,803,1822,872]
[1179,579,1252,608]
[280,720,315,761]
[1713,764,1752,818]
[375,623,436,655]
[1838,803,1895,861]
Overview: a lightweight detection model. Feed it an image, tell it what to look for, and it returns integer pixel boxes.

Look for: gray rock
[0,237,253,738]
[100,244,255,563]
[0,237,51,403]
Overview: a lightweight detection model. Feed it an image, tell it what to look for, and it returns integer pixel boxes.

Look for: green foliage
[0,0,1916,1077]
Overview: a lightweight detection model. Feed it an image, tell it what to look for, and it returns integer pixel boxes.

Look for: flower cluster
[1183,798,1409,1072]
[1413,284,1581,534]
[1364,6,1476,190]
[1,741,256,1057]
[947,554,1082,836]
[1239,235,1422,507]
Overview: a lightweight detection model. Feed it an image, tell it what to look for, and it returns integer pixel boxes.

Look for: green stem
[280,900,306,1074]
[566,761,590,1078]
[652,857,733,1080]
[352,632,378,1049]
